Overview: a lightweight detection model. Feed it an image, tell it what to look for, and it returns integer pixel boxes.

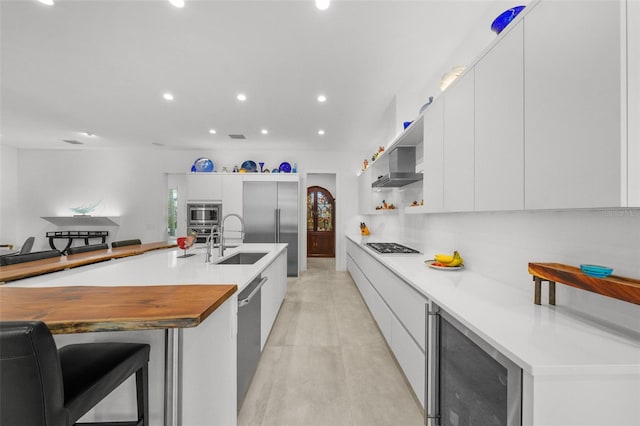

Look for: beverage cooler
[426,303,522,426]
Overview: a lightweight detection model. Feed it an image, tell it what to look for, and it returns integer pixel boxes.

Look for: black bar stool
[66,243,109,255]
[111,239,142,248]
[0,249,62,266]
[0,321,150,426]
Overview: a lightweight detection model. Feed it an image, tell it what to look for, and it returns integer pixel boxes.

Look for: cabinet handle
[238,276,269,308]
[426,303,440,425]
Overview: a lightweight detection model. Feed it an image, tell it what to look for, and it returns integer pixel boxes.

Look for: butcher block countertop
[0,284,236,334]
[0,241,178,283]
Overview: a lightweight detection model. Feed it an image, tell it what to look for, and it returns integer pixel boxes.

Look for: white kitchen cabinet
[187,173,223,201]
[474,21,524,211]
[222,174,243,217]
[390,315,425,407]
[260,250,287,350]
[346,254,392,343]
[443,69,475,212]
[346,239,426,409]
[422,96,445,212]
[524,0,624,209]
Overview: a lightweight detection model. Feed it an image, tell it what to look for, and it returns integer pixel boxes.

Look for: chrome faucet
[205,225,220,263]
[219,213,245,257]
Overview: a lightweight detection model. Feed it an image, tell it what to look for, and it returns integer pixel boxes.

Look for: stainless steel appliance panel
[243,182,278,243]
[237,275,267,407]
[276,181,299,276]
[187,202,221,242]
[427,303,522,426]
[243,181,299,276]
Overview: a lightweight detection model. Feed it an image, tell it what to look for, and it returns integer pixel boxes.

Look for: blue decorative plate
[491,6,525,34]
[241,160,258,172]
[580,264,613,278]
[279,162,292,173]
[194,157,214,172]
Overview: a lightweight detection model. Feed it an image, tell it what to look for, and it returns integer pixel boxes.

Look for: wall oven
[187,202,221,242]
[427,302,522,426]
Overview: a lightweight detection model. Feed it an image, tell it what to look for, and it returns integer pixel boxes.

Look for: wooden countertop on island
[0,284,236,334]
[0,241,178,284]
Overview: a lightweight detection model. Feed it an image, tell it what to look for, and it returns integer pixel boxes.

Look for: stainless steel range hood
[371,146,423,188]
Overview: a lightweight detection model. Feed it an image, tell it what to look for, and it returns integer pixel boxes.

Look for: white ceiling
[0,0,512,153]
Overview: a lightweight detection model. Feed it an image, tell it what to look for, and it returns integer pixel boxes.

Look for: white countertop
[9,243,288,294]
[347,235,640,377]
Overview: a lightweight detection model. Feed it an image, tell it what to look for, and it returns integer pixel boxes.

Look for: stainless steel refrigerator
[243,181,299,276]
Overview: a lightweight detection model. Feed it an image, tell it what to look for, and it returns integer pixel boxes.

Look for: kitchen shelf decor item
[193,157,214,172]
[491,5,525,34]
[241,160,258,172]
[69,200,100,216]
[528,262,640,306]
[580,264,614,278]
[278,162,292,173]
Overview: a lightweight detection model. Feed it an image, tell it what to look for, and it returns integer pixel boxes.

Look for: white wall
[4,147,360,270]
[307,173,336,197]
[0,145,19,247]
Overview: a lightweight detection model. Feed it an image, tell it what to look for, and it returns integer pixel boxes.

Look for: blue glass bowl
[241,160,257,172]
[491,6,525,34]
[580,264,613,278]
[279,162,292,173]
[194,158,214,172]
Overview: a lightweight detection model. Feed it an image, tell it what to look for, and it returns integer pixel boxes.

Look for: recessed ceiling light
[237,93,247,102]
[261,129,269,135]
[38,0,54,5]
[163,92,174,101]
[317,94,327,103]
[81,132,96,137]
[209,129,217,134]
[316,0,330,11]
[168,0,185,8]
[318,130,325,135]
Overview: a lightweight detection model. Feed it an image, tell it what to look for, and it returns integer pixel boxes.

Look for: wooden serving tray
[528,262,640,306]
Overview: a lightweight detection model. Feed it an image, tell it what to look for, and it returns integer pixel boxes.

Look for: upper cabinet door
[443,69,475,212]
[524,0,623,209]
[187,174,223,201]
[423,96,445,212]
[222,175,243,216]
[475,21,524,211]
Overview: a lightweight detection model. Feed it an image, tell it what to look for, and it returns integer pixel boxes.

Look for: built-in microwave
[427,302,522,426]
[187,202,221,229]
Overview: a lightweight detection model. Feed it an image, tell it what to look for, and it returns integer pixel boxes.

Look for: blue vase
[491,6,525,34]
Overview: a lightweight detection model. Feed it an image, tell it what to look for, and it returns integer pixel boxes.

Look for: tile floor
[238,258,425,426]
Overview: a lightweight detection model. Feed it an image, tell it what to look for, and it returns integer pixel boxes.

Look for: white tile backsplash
[396,208,640,334]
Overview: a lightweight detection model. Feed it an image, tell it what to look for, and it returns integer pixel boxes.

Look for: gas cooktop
[366,242,420,254]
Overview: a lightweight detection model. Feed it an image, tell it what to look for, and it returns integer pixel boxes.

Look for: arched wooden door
[307,186,335,257]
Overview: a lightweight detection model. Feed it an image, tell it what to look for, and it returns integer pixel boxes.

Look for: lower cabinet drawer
[347,255,392,343]
[391,314,425,408]
[348,252,426,409]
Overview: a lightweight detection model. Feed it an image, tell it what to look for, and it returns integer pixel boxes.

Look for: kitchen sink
[215,252,268,265]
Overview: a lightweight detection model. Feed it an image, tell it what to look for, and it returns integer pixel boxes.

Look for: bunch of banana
[434,251,464,267]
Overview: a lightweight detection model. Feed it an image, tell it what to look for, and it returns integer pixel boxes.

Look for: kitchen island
[2,243,288,426]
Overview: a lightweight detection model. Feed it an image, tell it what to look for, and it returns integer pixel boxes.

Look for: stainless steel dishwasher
[237,274,268,407]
